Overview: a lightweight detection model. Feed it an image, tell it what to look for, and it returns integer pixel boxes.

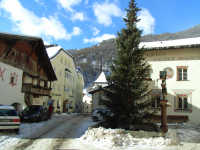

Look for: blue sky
[0,0,200,50]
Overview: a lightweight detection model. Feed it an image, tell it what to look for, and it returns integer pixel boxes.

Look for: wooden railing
[22,83,51,96]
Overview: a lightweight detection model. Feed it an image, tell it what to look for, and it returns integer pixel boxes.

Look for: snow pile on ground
[80,127,172,149]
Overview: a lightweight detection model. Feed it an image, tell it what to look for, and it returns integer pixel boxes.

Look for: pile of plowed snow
[80,127,172,149]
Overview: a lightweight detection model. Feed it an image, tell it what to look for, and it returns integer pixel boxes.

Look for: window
[177,66,188,81]
[64,85,69,92]
[44,81,48,88]
[10,76,14,85]
[175,95,191,112]
[152,95,161,109]
[65,71,68,78]
[0,109,17,116]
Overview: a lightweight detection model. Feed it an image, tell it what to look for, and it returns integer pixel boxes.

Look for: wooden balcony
[22,83,51,96]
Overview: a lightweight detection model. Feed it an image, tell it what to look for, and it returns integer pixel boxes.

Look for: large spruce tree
[103,0,155,129]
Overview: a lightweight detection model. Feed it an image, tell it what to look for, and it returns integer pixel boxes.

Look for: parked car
[0,105,20,133]
[92,108,113,122]
[20,105,49,122]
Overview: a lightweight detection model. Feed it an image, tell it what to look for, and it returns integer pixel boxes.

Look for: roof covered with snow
[46,45,62,58]
[94,72,108,83]
[46,45,74,59]
[139,37,200,50]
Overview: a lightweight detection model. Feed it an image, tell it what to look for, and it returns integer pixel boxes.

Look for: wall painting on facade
[0,67,6,81]
[9,72,18,87]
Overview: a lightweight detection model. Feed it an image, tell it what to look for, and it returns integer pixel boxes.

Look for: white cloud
[57,0,85,22]
[93,2,123,26]
[84,34,115,44]
[56,0,82,12]
[137,8,155,35]
[72,27,81,36]
[71,12,85,21]
[0,0,81,41]
[92,27,100,36]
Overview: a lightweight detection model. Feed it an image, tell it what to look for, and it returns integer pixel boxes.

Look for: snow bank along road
[0,114,96,150]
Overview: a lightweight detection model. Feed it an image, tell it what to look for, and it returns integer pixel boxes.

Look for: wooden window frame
[177,66,188,81]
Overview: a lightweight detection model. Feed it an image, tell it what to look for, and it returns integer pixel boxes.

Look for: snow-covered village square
[1,0,200,150]
[0,113,200,150]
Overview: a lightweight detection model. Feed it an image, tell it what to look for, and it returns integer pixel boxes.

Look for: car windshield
[0,109,17,116]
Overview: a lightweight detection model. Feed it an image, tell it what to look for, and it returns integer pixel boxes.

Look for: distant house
[47,45,84,113]
[93,72,108,88]
[88,71,108,110]
[0,33,56,111]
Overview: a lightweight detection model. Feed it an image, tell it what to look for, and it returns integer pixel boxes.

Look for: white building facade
[142,37,200,124]
[0,62,25,109]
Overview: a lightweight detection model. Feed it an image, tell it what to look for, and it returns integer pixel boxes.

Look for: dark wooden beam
[1,39,17,59]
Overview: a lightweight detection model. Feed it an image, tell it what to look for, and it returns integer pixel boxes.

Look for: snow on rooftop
[94,72,108,83]
[139,37,200,49]
[46,45,62,58]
